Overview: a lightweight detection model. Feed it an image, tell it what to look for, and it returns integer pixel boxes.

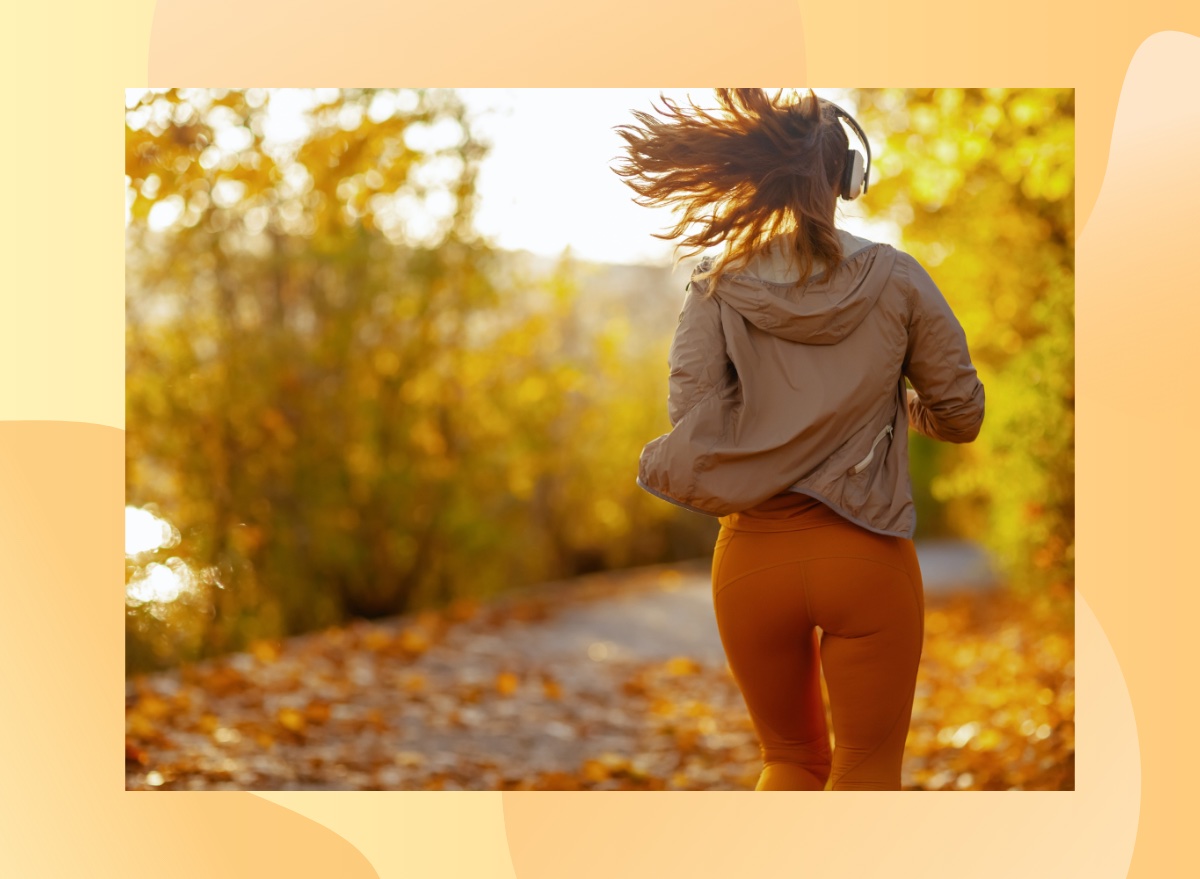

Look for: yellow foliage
[854,88,1074,592]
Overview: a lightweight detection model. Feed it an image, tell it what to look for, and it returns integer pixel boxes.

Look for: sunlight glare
[147,195,184,232]
[125,505,180,557]
[126,559,194,605]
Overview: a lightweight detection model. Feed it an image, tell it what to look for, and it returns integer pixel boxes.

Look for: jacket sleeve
[900,254,986,443]
[667,267,729,428]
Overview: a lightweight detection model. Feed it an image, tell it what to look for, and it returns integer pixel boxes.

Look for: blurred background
[125,88,1074,791]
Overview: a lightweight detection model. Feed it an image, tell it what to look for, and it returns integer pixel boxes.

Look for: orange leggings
[711,493,925,790]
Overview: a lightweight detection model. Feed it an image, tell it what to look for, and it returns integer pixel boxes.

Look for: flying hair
[611,88,852,299]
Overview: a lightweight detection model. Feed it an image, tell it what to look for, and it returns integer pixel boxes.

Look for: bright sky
[455,88,894,266]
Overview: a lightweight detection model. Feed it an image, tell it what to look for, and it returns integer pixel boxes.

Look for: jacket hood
[702,239,898,345]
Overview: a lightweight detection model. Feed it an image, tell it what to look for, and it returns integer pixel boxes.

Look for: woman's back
[637,228,984,538]
[716,232,900,528]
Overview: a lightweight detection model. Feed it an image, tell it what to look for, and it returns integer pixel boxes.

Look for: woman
[611,89,985,790]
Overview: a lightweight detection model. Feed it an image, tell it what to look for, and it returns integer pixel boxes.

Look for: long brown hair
[611,88,850,298]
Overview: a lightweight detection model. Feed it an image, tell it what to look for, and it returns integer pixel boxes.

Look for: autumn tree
[125,89,682,672]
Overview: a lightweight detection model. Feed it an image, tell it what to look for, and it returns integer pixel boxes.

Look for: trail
[126,540,1003,791]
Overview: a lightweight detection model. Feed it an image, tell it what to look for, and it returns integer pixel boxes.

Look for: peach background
[1,0,1197,876]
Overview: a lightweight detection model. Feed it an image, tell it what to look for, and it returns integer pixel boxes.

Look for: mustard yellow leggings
[711,492,925,791]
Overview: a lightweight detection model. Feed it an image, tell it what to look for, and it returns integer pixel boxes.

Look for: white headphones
[818,97,872,201]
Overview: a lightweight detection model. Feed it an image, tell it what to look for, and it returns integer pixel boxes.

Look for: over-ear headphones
[817,97,871,201]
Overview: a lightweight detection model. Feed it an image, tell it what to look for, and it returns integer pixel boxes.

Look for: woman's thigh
[711,529,829,767]
[803,536,924,789]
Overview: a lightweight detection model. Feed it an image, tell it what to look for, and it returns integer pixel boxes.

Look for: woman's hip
[712,519,922,597]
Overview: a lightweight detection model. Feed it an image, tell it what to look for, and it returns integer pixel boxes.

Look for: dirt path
[126,540,1008,791]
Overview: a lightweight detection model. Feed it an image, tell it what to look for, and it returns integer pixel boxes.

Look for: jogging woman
[612,89,985,790]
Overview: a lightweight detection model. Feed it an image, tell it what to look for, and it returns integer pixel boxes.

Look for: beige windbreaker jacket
[636,230,985,538]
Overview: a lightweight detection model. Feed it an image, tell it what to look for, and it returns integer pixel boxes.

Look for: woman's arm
[899,254,986,443]
[666,267,729,428]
